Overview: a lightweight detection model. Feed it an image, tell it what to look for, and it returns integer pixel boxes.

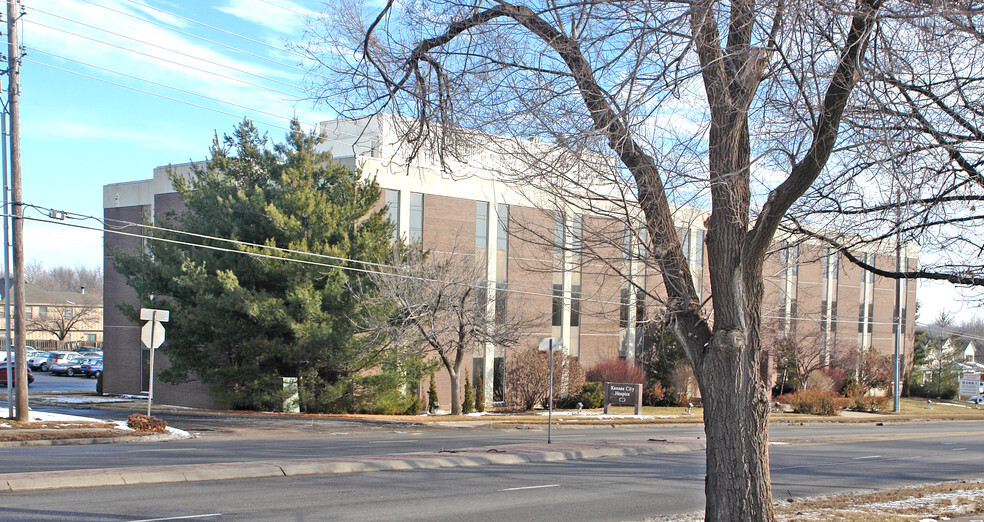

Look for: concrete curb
[0,438,704,493]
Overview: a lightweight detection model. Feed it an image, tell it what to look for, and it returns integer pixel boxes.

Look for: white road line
[953,447,968,451]
[499,484,561,492]
[852,456,881,460]
[367,439,416,444]
[129,514,222,522]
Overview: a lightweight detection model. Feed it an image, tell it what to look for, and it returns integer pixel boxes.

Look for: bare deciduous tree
[357,247,533,415]
[786,5,984,296]
[24,262,103,299]
[27,303,99,349]
[302,0,896,517]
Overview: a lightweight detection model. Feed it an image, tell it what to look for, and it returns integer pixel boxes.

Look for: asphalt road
[3,423,984,520]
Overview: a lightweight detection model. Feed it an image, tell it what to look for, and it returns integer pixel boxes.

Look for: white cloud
[29,120,202,153]
[27,0,312,131]
[216,0,316,34]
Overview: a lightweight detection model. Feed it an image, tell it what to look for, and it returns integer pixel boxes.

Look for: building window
[571,285,581,328]
[831,301,838,333]
[619,288,630,329]
[476,201,489,249]
[554,212,564,253]
[858,302,865,334]
[572,214,582,254]
[385,189,400,241]
[552,284,564,327]
[678,228,691,264]
[496,204,509,251]
[637,228,648,259]
[493,356,505,402]
[695,229,704,268]
[409,192,423,242]
[63,307,74,320]
[24,306,32,320]
[901,305,908,334]
[867,302,874,333]
[623,225,632,259]
[38,306,47,320]
[791,244,799,276]
[495,282,507,323]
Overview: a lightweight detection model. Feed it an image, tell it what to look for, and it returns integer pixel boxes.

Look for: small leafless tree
[27,304,100,349]
[504,346,584,411]
[357,246,533,415]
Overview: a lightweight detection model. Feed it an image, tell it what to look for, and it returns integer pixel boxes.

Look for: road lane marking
[953,448,968,451]
[130,513,222,522]
[853,455,881,460]
[367,439,417,444]
[499,484,560,492]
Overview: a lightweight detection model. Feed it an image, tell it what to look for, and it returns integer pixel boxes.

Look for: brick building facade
[103,117,918,410]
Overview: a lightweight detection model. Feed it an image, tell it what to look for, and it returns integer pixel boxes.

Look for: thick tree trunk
[697,331,773,521]
[448,368,461,415]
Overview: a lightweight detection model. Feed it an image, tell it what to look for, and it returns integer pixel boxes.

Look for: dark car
[0,362,34,386]
[80,358,102,378]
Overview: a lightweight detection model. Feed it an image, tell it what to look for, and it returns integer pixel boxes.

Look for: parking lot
[25,370,98,393]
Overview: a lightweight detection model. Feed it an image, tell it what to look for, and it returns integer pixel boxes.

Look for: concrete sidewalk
[0,437,704,493]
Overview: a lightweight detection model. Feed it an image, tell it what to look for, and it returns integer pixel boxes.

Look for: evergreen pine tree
[113,120,399,412]
[427,371,439,413]
[462,375,474,414]
[475,373,485,412]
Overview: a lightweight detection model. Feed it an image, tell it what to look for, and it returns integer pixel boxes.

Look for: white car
[27,351,50,371]
[0,347,39,363]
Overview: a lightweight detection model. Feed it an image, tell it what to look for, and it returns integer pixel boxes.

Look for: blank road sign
[141,321,166,349]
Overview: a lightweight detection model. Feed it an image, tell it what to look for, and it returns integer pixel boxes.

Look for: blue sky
[19,0,330,267]
[12,0,982,324]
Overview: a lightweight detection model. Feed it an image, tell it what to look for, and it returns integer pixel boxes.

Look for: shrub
[127,413,167,433]
[586,357,646,384]
[557,381,605,409]
[462,375,474,414]
[779,389,844,416]
[847,394,890,412]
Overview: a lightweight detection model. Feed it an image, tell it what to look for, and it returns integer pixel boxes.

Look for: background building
[103,117,918,409]
[0,283,102,352]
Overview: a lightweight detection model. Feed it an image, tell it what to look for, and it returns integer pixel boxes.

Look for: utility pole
[6,0,25,421]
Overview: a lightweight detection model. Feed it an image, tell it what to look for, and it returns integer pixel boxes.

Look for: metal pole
[6,0,26,421]
[547,338,553,444]
[893,220,902,413]
[147,323,155,417]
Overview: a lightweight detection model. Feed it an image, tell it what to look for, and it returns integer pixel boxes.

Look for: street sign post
[538,337,563,444]
[139,308,169,417]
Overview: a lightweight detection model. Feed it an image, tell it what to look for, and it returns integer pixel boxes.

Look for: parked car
[45,352,83,374]
[0,346,38,362]
[80,352,102,359]
[27,351,50,371]
[0,362,34,386]
[80,358,102,378]
[968,396,984,404]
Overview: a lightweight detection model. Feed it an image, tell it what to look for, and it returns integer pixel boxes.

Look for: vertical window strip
[385,189,400,241]
[554,212,564,253]
[495,281,507,323]
[476,201,489,249]
[497,204,509,251]
[571,285,581,327]
[572,214,582,254]
[619,288,630,329]
[409,192,423,243]
[552,284,564,327]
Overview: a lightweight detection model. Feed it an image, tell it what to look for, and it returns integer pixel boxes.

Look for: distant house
[0,282,103,351]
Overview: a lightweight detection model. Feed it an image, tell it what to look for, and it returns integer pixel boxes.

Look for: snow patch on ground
[39,396,132,404]
[0,407,107,423]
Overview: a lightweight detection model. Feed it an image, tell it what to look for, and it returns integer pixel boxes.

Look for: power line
[26,49,318,130]
[113,0,311,61]
[26,19,302,100]
[30,7,305,92]
[70,0,330,83]
[27,59,297,131]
